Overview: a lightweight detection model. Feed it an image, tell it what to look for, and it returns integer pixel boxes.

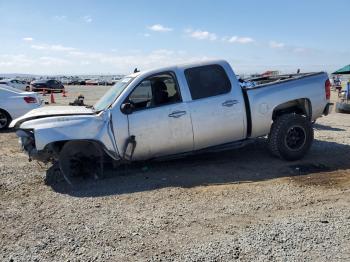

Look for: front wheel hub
[58,141,103,186]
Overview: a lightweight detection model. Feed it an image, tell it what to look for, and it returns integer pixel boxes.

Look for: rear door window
[184,64,231,100]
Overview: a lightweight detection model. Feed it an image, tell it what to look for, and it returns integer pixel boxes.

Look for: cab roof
[126,59,228,79]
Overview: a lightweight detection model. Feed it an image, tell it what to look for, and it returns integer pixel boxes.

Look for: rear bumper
[323,103,334,116]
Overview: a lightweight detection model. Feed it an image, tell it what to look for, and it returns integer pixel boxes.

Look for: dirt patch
[290,170,350,189]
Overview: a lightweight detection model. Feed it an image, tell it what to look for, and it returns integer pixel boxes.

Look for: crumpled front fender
[18,114,118,159]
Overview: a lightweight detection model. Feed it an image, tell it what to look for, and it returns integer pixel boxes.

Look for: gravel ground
[1,90,350,261]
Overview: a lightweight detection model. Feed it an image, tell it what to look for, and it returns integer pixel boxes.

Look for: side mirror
[121,102,134,114]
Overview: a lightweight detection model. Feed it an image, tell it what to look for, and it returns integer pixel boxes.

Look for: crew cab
[11,60,333,182]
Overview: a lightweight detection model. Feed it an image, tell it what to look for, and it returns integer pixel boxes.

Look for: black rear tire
[268,114,313,161]
[0,109,11,130]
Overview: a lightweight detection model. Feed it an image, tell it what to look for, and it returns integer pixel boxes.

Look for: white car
[0,84,42,130]
[0,78,29,91]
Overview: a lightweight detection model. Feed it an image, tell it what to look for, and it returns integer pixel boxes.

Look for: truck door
[124,72,194,160]
[184,64,245,150]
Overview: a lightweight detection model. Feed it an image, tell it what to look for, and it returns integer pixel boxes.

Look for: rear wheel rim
[0,112,8,129]
[284,125,306,151]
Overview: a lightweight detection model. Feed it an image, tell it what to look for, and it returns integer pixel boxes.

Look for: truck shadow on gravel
[45,138,350,197]
[0,129,15,134]
[313,123,346,132]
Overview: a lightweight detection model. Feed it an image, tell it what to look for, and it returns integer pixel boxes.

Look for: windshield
[93,76,134,111]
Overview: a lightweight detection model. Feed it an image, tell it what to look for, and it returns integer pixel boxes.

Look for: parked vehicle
[335,82,350,113]
[11,60,333,182]
[108,76,123,85]
[64,78,86,85]
[65,80,79,85]
[0,85,42,130]
[0,78,29,91]
[85,79,99,85]
[30,79,64,93]
[86,79,109,86]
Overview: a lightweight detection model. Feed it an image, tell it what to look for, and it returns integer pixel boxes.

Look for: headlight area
[16,129,34,150]
[16,129,37,160]
[16,129,60,163]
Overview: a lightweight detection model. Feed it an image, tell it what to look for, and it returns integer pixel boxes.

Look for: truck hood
[10,106,94,128]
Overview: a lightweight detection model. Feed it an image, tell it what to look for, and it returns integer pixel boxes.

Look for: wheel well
[0,108,11,119]
[0,108,12,128]
[272,98,312,121]
[46,140,111,160]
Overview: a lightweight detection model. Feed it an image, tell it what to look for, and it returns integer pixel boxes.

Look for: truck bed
[243,72,325,89]
[241,71,329,138]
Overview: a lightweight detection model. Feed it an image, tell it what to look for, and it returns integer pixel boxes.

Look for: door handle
[222,100,238,107]
[168,111,186,118]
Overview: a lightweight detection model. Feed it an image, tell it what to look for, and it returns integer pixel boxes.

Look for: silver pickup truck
[11,60,333,181]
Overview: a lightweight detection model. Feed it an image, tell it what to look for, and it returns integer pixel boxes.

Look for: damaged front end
[16,129,54,163]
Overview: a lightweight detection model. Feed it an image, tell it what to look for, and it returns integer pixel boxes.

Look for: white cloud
[53,15,67,21]
[269,41,285,49]
[0,48,213,74]
[68,51,84,56]
[31,44,77,52]
[30,45,46,50]
[80,61,91,65]
[268,41,312,55]
[22,37,33,42]
[50,45,76,51]
[83,15,92,23]
[128,49,142,54]
[148,24,173,32]
[153,49,174,55]
[187,29,217,41]
[227,36,254,44]
[39,56,70,66]
[293,47,307,53]
[0,54,34,67]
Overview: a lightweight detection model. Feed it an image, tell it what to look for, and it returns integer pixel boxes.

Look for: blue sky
[0,0,349,75]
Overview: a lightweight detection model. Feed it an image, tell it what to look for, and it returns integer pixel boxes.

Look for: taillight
[23,96,37,103]
[325,79,331,100]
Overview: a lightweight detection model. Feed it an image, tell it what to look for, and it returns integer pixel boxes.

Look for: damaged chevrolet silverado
[11,60,333,183]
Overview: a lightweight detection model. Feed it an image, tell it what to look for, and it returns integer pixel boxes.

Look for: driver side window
[129,80,152,109]
[128,72,181,111]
